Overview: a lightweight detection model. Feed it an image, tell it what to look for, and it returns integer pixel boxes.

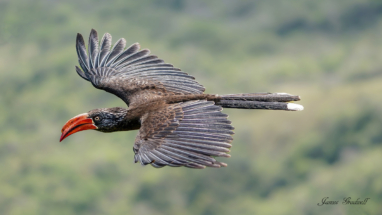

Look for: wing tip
[215,161,228,167]
[75,66,89,81]
[76,33,84,44]
[89,29,99,42]
[90,28,98,35]
[118,37,127,45]
[132,42,141,49]
[104,32,112,40]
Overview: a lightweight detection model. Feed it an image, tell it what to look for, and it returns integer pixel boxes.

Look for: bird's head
[60,107,127,142]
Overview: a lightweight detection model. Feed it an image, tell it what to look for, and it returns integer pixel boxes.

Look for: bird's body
[61,29,303,169]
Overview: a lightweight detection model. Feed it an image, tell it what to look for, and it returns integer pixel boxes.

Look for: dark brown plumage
[60,29,303,169]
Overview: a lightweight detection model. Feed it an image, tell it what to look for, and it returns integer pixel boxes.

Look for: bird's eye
[94,116,100,121]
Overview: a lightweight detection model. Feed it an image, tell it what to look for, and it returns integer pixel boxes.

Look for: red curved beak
[60,113,97,142]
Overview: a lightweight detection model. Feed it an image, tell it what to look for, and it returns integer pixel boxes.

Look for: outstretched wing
[76,29,205,107]
[133,100,234,169]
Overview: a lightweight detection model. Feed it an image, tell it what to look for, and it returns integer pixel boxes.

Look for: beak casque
[60,113,97,142]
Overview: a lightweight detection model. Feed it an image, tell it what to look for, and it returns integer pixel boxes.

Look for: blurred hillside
[1,0,382,214]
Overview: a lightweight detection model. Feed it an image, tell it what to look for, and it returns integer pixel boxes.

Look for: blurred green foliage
[1,0,382,214]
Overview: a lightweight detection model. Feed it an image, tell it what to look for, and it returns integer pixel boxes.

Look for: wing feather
[112,43,140,66]
[98,32,112,67]
[114,49,151,68]
[105,38,126,67]
[88,29,99,69]
[74,29,205,106]
[76,34,90,72]
[133,100,234,169]
[75,66,89,81]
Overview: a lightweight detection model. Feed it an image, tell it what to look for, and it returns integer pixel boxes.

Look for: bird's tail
[215,93,303,111]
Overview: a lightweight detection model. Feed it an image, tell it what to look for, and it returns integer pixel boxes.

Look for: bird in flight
[60,29,303,169]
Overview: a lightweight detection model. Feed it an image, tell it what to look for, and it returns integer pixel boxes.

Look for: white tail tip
[287,103,304,111]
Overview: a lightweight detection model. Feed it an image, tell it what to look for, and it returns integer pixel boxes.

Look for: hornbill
[60,29,303,169]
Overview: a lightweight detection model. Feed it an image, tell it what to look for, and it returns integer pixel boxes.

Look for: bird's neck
[99,107,141,132]
[118,108,141,131]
